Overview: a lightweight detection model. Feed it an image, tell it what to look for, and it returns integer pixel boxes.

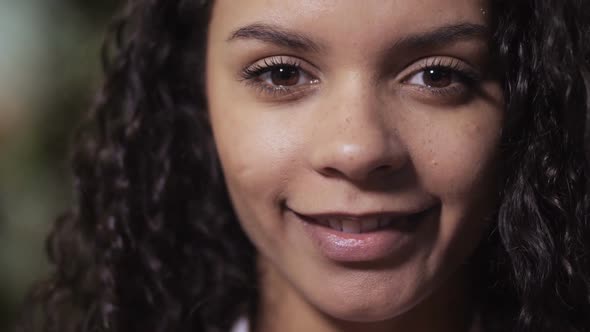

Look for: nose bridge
[309,74,408,182]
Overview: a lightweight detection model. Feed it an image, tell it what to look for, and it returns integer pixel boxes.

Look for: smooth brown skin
[206,1,503,331]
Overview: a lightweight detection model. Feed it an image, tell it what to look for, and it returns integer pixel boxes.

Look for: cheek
[208,96,310,253]
[212,109,301,200]
[399,104,503,262]
[404,109,502,203]
[207,52,291,202]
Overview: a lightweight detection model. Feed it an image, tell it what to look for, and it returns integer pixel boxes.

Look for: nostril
[371,163,401,176]
[320,163,398,182]
[373,164,392,173]
[321,166,345,178]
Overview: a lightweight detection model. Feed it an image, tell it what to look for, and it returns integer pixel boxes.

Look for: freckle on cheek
[466,123,481,136]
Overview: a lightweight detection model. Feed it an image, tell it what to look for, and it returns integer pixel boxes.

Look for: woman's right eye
[257,65,309,87]
[241,57,320,100]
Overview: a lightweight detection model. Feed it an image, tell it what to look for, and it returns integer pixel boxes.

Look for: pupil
[271,66,300,86]
[424,68,452,87]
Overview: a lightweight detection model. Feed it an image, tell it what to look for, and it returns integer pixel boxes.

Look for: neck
[253,256,480,332]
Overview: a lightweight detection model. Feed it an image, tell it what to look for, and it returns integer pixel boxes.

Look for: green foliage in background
[0,0,117,328]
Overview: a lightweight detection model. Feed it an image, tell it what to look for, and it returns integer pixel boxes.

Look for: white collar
[230,316,250,332]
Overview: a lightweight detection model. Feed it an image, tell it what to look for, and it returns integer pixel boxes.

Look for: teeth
[310,210,423,233]
[360,218,379,232]
[342,219,361,234]
[329,219,342,231]
[321,217,397,233]
[379,218,393,228]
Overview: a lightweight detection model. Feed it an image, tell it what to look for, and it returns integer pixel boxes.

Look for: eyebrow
[227,22,488,53]
[227,23,324,52]
[391,23,489,50]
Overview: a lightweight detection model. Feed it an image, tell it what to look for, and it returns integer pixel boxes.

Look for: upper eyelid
[398,57,479,80]
[410,56,470,70]
[240,55,320,80]
[242,58,302,77]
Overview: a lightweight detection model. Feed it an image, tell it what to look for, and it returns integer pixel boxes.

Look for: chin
[301,273,427,323]
[323,304,407,323]
[313,295,420,324]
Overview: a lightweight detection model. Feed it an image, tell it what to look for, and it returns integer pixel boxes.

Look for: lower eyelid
[247,77,320,101]
[400,83,473,103]
[258,85,319,102]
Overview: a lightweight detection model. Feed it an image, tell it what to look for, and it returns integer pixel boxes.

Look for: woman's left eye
[406,67,456,88]
[401,60,481,100]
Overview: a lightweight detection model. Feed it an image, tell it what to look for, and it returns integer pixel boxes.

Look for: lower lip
[290,208,437,263]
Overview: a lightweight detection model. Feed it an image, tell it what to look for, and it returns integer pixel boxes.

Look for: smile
[298,215,401,234]
[288,205,439,262]
[291,208,433,234]
[316,217,396,233]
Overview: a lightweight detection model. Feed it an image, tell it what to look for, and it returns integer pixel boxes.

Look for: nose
[309,82,409,183]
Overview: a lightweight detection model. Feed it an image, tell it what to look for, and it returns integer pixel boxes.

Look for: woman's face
[206,0,503,325]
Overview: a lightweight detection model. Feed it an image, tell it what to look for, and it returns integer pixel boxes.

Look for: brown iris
[270,66,300,86]
[423,67,453,88]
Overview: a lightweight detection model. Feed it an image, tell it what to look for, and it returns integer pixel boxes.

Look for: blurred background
[0,0,118,328]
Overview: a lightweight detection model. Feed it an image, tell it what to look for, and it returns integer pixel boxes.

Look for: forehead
[209,0,489,48]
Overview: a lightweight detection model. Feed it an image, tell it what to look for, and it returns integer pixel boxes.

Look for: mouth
[287,205,439,262]
[291,209,432,234]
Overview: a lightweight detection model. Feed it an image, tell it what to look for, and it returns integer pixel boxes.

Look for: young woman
[18,1,590,332]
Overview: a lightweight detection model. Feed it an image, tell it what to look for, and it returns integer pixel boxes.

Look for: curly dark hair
[15,0,590,331]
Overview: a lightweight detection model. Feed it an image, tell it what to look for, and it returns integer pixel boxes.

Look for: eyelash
[404,57,481,98]
[241,57,300,79]
[240,56,480,100]
[240,57,318,99]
